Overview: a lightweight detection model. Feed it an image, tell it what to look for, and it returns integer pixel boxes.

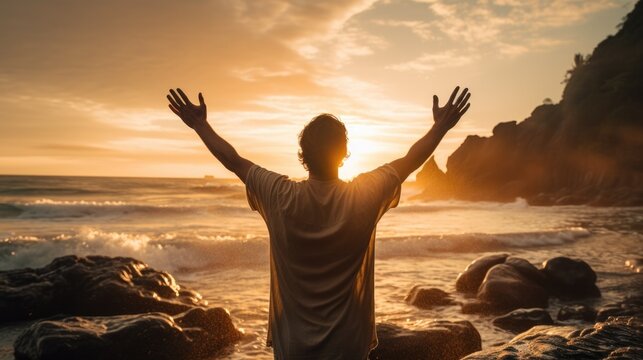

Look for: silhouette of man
[167,87,470,359]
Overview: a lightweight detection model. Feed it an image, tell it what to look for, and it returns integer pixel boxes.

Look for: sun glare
[339,127,383,180]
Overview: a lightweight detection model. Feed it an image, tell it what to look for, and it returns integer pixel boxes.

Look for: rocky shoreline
[2,254,641,359]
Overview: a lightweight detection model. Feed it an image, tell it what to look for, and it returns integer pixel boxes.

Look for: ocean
[1,175,642,359]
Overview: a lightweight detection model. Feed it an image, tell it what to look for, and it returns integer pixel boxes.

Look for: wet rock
[13,307,242,360]
[504,257,547,287]
[557,304,597,322]
[463,316,643,359]
[455,254,509,293]
[371,321,481,360]
[405,286,455,309]
[492,308,554,333]
[0,255,207,322]
[542,256,601,299]
[625,258,643,273]
[596,295,643,322]
[477,264,549,312]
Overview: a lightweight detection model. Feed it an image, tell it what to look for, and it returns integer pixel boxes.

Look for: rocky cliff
[417,1,643,206]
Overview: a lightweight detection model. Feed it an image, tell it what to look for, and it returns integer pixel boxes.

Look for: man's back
[246,164,401,359]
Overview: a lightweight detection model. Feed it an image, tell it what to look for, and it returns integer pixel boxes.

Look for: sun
[339,135,381,180]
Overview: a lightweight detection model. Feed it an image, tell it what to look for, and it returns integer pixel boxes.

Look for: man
[167,86,470,359]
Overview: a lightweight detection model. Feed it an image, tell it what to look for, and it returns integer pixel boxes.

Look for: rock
[625,258,643,273]
[413,0,643,207]
[492,308,554,333]
[504,256,548,287]
[477,264,549,312]
[13,307,242,360]
[0,255,207,322]
[542,256,601,299]
[596,295,643,322]
[371,321,481,360]
[462,316,643,359]
[455,253,509,293]
[405,286,454,309]
[557,304,597,322]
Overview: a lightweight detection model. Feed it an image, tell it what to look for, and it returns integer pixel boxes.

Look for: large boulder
[455,254,509,293]
[477,264,549,312]
[541,257,601,299]
[0,255,206,322]
[463,317,643,359]
[492,308,554,333]
[405,286,455,309]
[371,321,481,360]
[13,307,242,360]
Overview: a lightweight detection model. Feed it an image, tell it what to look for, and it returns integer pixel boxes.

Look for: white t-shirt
[246,164,401,360]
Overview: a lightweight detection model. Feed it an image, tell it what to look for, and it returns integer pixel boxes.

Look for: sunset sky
[0,0,635,179]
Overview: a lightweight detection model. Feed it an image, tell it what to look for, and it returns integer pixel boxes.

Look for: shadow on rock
[13,307,242,360]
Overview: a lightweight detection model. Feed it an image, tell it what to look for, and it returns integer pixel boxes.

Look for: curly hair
[298,114,349,173]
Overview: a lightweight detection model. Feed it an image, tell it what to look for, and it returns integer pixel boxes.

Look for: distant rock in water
[0,255,207,322]
[13,307,242,360]
[371,321,481,360]
[405,286,455,309]
[463,316,643,359]
[455,253,509,293]
[542,256,601,299]
[492,308,554,333]
[415,1,643,206]
[456,254,600,313]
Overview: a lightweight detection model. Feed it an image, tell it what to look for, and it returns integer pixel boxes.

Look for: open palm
[432,86,471,132]
[167,88,207,129]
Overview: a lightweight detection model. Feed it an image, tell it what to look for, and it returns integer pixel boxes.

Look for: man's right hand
[167,88,208,130]
[432,86,470,133]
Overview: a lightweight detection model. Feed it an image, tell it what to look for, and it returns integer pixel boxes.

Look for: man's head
[298,114,348,175]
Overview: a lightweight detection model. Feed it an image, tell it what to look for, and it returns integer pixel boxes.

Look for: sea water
[1,175,641,359]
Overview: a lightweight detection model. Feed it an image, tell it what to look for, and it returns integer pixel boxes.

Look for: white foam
[1,227,590,272]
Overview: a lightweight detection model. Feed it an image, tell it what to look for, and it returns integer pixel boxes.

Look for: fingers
[176,88,193,106]
[167,94,181,110]
[456,92,471,111]
[432,95,439,109]
[169,89,185,107]
[198,92,205,107]
[168,104,180,116]
[459,103,471,115]
[447,86,460,105]
[454,88,469,108]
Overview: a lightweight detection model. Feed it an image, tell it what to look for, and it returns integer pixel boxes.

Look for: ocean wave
[0,199,203,219]
[376,228,590,257]
[0,227,590,272]
[393,198,530,213]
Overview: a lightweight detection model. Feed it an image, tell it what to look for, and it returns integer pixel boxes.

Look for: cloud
[372,19,435,40]
[388,51,476,73]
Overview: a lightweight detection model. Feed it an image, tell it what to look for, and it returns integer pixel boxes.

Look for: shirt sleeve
[352,164,402,216]
[245,164,289,215]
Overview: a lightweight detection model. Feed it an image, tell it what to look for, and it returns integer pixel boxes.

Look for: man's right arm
[390,86,471,182]
[167,88,254,183]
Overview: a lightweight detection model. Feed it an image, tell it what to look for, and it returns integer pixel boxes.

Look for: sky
[0,0,635,180]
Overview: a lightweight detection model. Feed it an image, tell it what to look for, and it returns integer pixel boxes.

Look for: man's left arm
[390,86,471,182]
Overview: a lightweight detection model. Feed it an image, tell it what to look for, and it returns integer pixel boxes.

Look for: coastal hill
[416,0,643,206]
